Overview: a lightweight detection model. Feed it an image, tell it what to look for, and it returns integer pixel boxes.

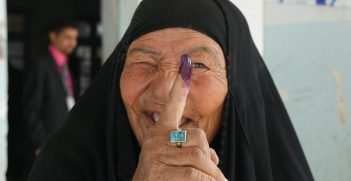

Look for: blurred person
[7,19,80,181]
[22,20,79,157]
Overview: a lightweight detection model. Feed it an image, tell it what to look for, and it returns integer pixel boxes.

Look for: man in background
[6,20,80,181]
[23,20,79,156]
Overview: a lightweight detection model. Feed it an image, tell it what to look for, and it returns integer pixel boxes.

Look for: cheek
[70,39,77,47]
[189,74,227,139]
[120,65,153,105]
[60,39,68,46]
[120,68,142,106]
[121,66,152,145]
[190,75,227,113]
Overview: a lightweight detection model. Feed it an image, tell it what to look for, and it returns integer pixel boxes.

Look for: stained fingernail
[179,54,192,87]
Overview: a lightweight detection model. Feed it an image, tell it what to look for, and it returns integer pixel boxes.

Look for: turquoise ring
[170,130,187,147]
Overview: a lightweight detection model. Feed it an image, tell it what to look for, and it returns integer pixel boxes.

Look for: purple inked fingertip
[179,55,192,87]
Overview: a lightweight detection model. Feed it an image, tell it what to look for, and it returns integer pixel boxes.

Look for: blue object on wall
[317,0,326,5]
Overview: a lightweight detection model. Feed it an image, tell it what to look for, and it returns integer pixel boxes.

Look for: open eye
[192,63,208,69]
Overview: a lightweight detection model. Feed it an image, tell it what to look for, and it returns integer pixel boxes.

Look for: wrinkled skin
[120,28,228,181]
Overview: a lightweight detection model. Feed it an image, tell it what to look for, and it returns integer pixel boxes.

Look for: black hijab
[28,0,314,180]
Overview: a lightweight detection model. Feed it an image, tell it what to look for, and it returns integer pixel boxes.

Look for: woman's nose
[148,71,177,104]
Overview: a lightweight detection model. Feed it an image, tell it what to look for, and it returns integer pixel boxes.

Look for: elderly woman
[27,0,314,180]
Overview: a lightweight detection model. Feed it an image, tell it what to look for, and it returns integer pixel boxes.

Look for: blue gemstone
[170,130,187,143]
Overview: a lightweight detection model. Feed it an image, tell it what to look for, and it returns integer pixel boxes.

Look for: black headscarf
[28,0,314,180]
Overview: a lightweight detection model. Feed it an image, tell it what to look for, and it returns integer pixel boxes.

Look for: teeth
[152,113,160,122]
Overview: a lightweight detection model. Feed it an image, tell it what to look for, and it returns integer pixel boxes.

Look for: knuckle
[189,147,205,161]
[192,128,207,141]
[184,167,199,179]
[210,148,219,157]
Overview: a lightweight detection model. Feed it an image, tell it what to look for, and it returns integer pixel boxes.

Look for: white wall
[102,0,139,60]
[0,0,7,180]
[102,0,264,59]
[264,2,351,180]
[230,0,264,55]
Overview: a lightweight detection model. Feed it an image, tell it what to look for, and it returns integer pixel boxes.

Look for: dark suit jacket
[22,49,78,149]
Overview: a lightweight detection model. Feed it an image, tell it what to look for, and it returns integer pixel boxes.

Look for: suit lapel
[45,50,68,97]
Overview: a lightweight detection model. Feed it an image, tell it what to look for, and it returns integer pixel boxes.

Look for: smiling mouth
[144,111,194,128]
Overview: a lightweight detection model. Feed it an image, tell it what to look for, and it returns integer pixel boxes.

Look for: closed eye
[136,61,157,70]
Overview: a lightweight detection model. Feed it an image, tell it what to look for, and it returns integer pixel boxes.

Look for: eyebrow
[128,45,219,60]
[183,46,219,60]
[128,47,161,56]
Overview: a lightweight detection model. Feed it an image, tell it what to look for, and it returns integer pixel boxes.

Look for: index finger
[157,55,192,129]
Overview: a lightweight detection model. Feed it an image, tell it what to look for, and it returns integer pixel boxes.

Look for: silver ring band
[176,142,182,148]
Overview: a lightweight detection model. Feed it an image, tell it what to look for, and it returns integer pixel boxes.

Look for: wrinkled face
[49,27,78,55]
[120,28,228,145]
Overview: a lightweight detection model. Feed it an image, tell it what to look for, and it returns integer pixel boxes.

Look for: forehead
[128,28,223,53]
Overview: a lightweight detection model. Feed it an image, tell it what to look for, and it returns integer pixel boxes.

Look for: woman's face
[120,28,228,144]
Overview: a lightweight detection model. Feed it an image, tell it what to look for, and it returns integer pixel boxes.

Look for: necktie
[61,63,75,110]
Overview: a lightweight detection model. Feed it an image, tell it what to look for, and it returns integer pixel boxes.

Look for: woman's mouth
[144,111,194,129]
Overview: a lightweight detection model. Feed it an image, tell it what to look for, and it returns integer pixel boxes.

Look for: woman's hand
[133,74,227,181]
